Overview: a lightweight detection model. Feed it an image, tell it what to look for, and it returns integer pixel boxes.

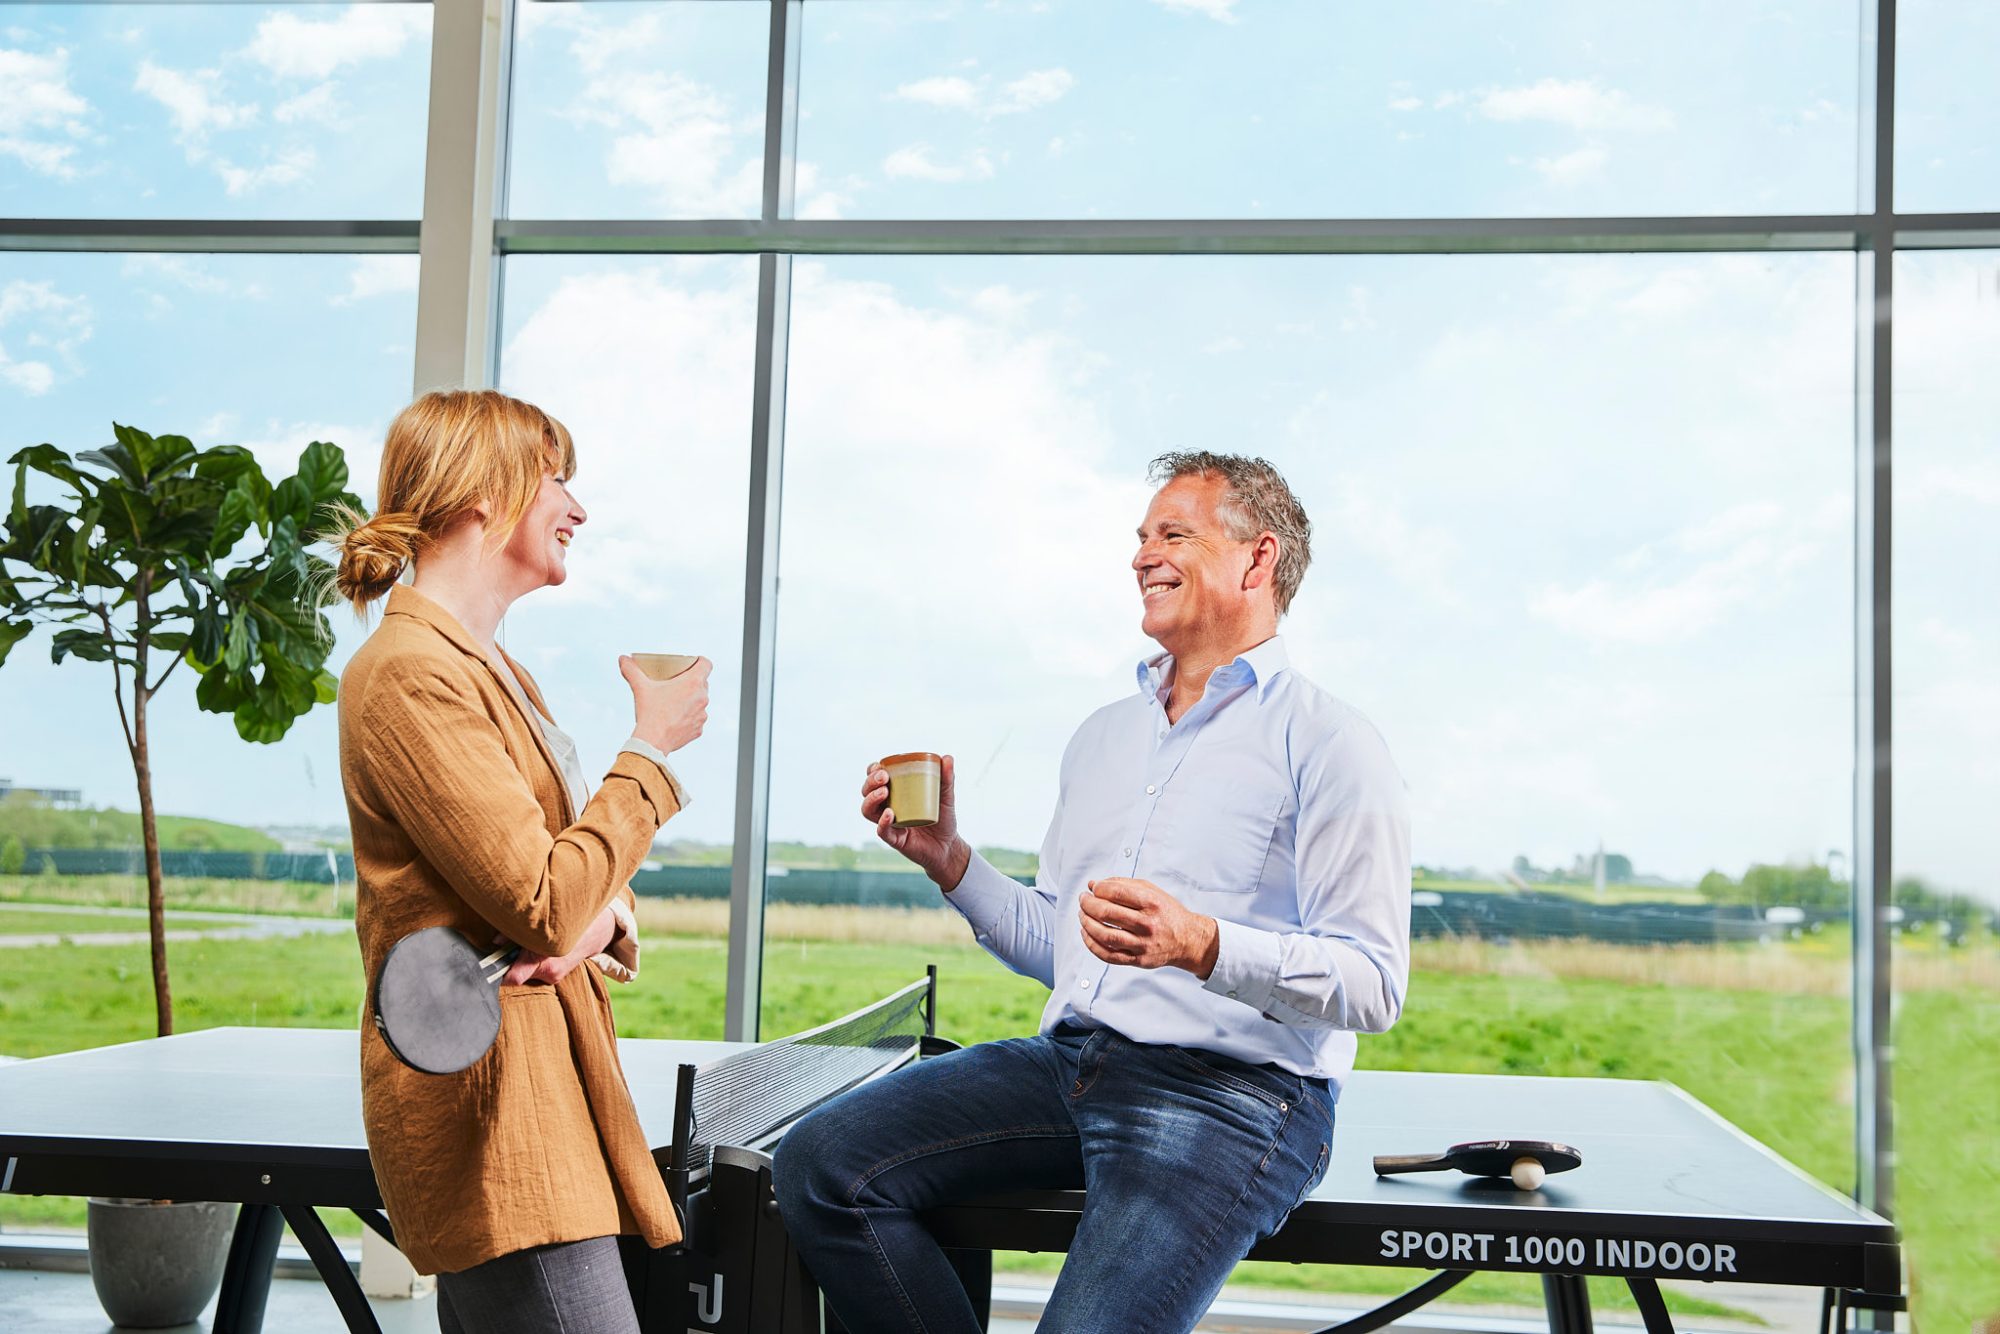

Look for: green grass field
[0,886,1992,1330]
[0,907,237,937]
[0,873,348,917]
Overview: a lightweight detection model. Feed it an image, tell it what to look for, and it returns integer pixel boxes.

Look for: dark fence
[20,850,1973,944]
[25,847,356,883]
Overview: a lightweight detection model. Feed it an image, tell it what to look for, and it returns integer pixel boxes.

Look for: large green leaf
[267,515,308,587]
[10,445,88,498]
[313,668,338,704]
[233,688,297,744]
[81,429,148,488]
[250,590,326,662]
[194,445,260,487]
[295,441,348,502]
[189,602,225,665]
[0,619,31,668]
[142,434,200,482]
[50,627,116,665]
[98,485,157,547]
[223,606,261,673]
[268,475,311,527]
[210,479,264,557]
[194,659,252,712]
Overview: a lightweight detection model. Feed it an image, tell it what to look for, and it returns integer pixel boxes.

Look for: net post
[667,1062,698,1212]
[925,965,937,1038]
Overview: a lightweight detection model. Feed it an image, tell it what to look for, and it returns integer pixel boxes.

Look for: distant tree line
[1696,860,1993,934]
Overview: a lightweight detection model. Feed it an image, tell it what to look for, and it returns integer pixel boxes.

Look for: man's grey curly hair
[1147,451,1313,617]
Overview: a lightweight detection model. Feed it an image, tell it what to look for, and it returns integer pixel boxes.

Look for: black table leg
[279,1203,384,1334]
[213,1202,284,1334]
[1307,1269,1474,1334]
[1626,1276,1676,1334]
[1543,1273,1594,1334]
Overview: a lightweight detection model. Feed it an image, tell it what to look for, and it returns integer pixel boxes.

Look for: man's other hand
[1080,877,1221,979]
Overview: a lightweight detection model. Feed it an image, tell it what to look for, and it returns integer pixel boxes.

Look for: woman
[332,389,708,1333]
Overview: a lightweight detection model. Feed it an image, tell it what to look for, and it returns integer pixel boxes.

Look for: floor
[0,1260,1829,1334]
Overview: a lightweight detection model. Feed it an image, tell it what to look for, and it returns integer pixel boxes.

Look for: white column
[412,0,514,394]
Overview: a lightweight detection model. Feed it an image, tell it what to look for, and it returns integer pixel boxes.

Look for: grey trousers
[436,1235,640,1334]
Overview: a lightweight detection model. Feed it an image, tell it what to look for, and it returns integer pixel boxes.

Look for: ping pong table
[0,975,1901,1334]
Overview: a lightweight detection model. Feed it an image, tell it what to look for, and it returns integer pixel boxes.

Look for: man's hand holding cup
[862,753,970,893]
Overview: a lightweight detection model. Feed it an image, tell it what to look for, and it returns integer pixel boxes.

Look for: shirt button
[1077,978,1091,990]
[1122,847,1133,858]
[1145,784,1157,795]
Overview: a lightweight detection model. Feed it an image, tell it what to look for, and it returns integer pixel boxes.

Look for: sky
[1,1,1996,904]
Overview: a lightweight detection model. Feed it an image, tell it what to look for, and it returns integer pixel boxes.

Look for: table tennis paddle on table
[1374,1139,1582,1191]
[372,926,521,1074]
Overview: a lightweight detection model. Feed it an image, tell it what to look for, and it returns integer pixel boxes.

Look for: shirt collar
[1136,634,1291,703]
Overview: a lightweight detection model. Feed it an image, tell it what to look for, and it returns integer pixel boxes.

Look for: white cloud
[120,256,276,303]
[1476,78,1674,132]
[216,147,315,195]
[134,59,317,194]
[893,76,979,110]
[1387,96,1425,113]
[331,256,420,307]
[968,285,1038,322]
[993,68,1074,115]
[1532,145,1609,185]
[892,67,1073,118]
[883,144,996,183]
[1528,501,1831,645]
[515,8,844,218]
[0,280,93,396]
[1150,0,1240,21]
[134,60,257,139]
[0,45,91,179]
[274,82,342,125]
[571,62,760,215]
[241,7,427,82]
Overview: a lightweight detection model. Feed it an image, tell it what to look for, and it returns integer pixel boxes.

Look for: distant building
[0,779,82,809]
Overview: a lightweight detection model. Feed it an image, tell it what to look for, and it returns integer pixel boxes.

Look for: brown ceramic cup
[632,653,700,682]
[878,752,943,828]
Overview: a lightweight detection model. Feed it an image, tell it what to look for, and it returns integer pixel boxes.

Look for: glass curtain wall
[3,0,1994,1328]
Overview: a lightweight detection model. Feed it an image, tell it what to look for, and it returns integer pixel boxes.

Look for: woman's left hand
[503,905,619,985]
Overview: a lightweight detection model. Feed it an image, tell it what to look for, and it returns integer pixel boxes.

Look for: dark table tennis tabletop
[0,1026,1897,1297]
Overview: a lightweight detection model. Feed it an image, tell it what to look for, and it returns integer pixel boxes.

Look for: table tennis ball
[1510,1156,1546,1191]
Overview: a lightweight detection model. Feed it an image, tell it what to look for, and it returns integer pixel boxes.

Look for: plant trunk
[133,569,172,1036]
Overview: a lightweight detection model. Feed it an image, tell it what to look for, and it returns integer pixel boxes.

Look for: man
[775,452,1411,1333]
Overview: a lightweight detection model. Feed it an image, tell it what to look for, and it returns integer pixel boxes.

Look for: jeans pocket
[1167,1046,1288,1112]
[1284,1140,1331,1222]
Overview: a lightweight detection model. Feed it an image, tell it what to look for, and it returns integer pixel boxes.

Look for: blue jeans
[773,1024,1336,1334]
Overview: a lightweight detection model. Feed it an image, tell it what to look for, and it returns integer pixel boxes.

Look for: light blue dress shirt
[944,635,1411,1091]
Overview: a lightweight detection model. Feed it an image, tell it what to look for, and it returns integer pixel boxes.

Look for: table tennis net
[680,977,929,1174]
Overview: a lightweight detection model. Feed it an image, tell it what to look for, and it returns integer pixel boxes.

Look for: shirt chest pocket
[1145,784,1290,897]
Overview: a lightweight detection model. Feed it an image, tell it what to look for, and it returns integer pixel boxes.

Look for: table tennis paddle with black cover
[1374,1139,1582,1190]
[372,926,521,1075]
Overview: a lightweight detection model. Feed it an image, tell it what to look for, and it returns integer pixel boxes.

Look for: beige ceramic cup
[879,752,943,828]
[632,653,700,681]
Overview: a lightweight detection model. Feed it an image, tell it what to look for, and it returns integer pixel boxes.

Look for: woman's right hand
[619,655,711,754]
[862,755,971,891]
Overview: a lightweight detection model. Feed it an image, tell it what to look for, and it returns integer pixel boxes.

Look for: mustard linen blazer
[338,584,683,1274]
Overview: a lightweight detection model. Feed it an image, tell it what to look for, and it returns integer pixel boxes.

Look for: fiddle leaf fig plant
[0,425,365,1034]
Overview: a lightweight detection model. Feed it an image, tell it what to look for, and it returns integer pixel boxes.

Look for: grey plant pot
[86,1197,238,1329]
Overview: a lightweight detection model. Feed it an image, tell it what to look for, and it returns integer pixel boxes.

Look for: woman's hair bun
[333,509,425,612]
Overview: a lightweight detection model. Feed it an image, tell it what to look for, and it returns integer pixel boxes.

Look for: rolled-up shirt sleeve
[1201,722,1411,1033]
[619,736,691,811]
